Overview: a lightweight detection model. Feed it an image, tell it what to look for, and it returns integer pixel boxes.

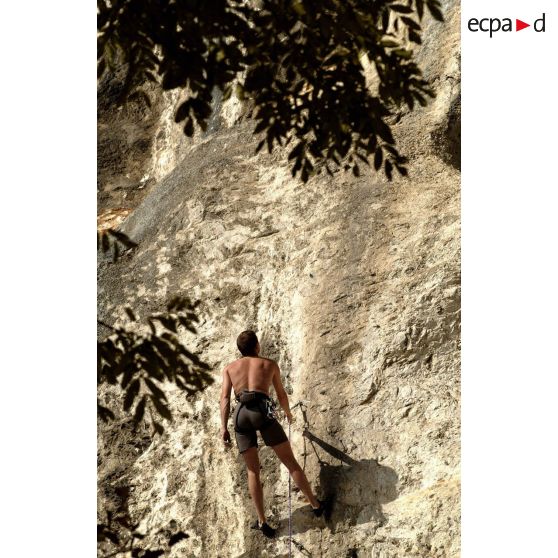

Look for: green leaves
[416,0,425,20]
[97,297,214,434]
[391,4,414,14]
[427,0,445,22]
[393,48,413,59]
[409,29,422,44]
[97,0,444,183]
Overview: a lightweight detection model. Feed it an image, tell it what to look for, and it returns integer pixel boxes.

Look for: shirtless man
[220,330,325,538]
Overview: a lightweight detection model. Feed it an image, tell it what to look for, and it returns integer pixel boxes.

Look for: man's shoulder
[225,358,244,369]
[259,357,279,368]
[225,356,278,369]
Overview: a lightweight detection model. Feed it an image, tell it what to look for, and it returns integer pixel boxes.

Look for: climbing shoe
[313,496,333,519]
[251,519,276,539]
[313,499,326,518]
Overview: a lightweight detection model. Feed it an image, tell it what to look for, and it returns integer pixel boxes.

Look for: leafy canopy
[98,0,444,181]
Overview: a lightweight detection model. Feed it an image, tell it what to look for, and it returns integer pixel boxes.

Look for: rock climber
[220,330,326,538]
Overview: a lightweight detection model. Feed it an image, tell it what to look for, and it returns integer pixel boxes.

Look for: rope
[288,419,292,558]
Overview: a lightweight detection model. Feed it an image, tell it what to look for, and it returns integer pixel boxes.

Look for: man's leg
[241,447,266,524]
[272,440,320,508]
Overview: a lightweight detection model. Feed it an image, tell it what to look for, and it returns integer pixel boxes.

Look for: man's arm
[220,367,232,443]
[272,362,292,423]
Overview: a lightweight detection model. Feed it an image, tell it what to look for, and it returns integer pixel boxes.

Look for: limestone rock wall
[98,3,460,557]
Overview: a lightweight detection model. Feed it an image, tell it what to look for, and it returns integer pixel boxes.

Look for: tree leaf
[417,0,425,20]
[393,49,412,59]
[427,1,444,22]
[381,39,400,48]
[381,9,390,32]
[409,30,422,44]
[391,4,413,14]
[401,16,421,31]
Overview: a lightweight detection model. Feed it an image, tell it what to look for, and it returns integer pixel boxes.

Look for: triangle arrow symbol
[516,19,530,31]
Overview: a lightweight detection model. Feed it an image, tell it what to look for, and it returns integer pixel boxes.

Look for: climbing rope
[288,419,292,558]
[287,401,310,557]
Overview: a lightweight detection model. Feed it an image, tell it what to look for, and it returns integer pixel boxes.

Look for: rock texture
[98,3,461,557]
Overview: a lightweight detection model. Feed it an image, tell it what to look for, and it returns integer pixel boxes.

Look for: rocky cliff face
[98,3,461,557]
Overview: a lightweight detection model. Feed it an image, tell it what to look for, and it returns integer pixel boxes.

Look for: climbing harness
[234,390,277,433]
[263,397,278,421]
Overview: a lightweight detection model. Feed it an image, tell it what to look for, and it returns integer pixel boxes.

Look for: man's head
[237,330,260,356]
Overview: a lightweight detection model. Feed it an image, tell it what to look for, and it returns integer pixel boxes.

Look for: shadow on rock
[282,430,399,534]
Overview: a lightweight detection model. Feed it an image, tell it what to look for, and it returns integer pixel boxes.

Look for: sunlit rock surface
[98,4,460,557]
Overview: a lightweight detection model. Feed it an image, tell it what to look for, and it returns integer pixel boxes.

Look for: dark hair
[237,330,259,356]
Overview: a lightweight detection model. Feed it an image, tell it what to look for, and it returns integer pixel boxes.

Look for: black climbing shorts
[232,391,288,453]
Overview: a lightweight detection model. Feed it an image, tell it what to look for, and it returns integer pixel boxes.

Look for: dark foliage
[98,296,214,434]
[98,0,444,181]
[98,503,189,557]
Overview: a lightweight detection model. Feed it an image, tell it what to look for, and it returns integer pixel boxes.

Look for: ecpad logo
[468,13,546,37]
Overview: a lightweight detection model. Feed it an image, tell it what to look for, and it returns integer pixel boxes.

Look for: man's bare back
[221,348,292,437]
[225,356,279,397]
